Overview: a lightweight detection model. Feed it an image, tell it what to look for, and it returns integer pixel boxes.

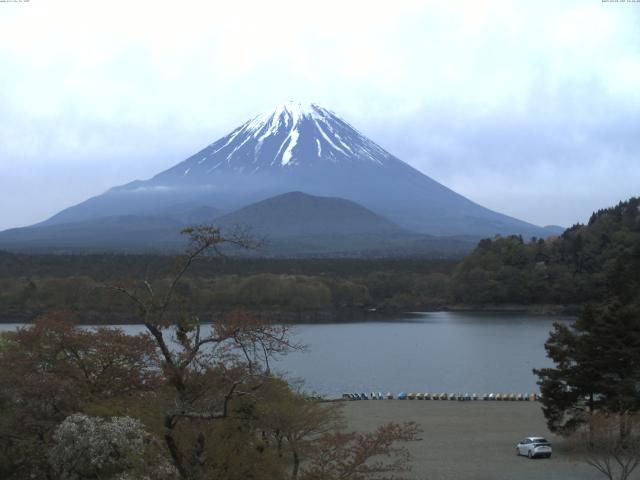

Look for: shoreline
[442,303,581,315]
[0,304,578,325]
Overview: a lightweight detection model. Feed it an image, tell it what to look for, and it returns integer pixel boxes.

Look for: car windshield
[533,438,549,444]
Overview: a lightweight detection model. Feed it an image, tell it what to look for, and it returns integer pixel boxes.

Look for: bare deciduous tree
[572,414,640,480]
[107,226,301,480]
[300,422,421,480]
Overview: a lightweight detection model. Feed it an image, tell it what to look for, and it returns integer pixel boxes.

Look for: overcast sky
[1,0,638,231]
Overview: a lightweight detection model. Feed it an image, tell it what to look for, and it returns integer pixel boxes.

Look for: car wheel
[528,450,533,459]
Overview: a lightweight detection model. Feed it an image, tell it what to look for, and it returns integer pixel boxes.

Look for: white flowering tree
[50,413,175,480]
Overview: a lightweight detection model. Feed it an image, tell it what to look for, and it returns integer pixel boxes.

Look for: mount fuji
[0,102,558,254]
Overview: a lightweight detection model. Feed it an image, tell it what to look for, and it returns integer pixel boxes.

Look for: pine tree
[535,275,640,437]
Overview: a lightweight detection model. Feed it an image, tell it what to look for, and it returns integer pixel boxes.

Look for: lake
[0,311,571,397]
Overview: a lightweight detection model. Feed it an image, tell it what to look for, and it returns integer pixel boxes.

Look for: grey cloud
[0,1,639,230]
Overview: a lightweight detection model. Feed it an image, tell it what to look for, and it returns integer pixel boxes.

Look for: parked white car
[516,437,552,458]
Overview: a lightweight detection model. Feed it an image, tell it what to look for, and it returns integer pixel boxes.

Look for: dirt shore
[342,400,601,480]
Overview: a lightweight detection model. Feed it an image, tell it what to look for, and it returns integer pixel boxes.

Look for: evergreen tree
[535,228,640,437]
[534,308,601,435]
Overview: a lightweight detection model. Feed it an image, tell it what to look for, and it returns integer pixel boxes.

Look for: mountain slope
[4,101,553,251]
[0,192,476,256]
[0,215,186,252]
[0,205,221,252]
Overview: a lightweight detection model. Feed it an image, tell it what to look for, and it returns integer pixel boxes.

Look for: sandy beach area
[342,400,602,480]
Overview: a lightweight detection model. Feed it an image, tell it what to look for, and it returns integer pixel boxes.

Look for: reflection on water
[1,311,572,397]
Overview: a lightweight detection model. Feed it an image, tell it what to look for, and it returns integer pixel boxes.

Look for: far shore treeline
[1,197,638,324]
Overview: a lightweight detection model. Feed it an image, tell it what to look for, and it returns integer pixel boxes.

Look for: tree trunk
[292,450,300,479]
[620,413,629,443]
[165,432,190,479]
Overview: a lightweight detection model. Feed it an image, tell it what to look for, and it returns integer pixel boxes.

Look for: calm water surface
[1,312,571,397]
[280,311,572,396]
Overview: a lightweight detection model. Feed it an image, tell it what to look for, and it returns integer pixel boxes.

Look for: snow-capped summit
[155,101,391,179]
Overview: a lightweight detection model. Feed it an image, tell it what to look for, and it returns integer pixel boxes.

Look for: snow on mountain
[156,101,389,180]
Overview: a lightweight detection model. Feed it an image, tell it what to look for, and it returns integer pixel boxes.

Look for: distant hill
[0,192,476,256]
[212,191,476,257]
[215,191,402,237]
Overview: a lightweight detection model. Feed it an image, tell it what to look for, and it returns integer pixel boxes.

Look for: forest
[0,197,638,324]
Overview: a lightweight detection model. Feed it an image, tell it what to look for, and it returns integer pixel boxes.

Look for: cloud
[0,0,638,229]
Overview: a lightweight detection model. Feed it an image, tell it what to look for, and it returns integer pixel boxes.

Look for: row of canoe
[342,392,539,401]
